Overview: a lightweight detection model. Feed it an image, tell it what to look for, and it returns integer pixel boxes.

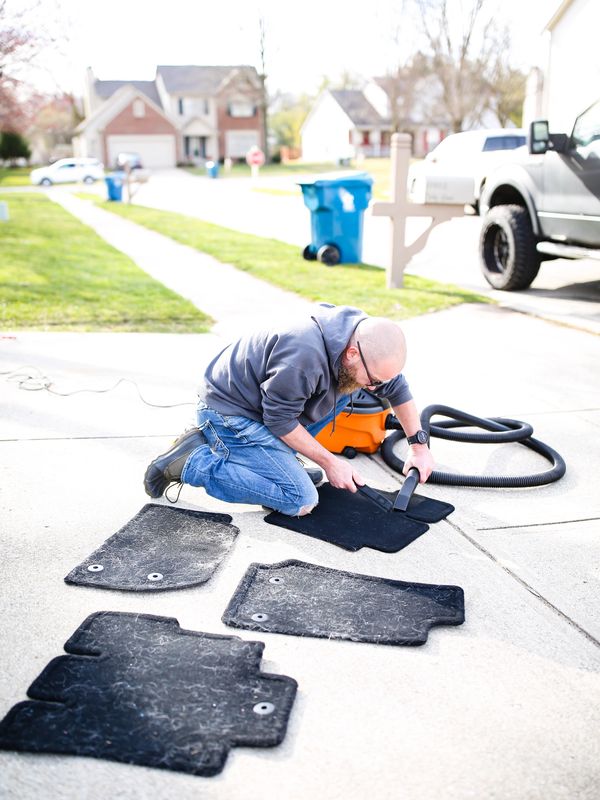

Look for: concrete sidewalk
[52,191,312,340]
[1,193,599,799]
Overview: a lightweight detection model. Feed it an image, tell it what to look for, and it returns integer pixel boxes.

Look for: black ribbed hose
[381,404,566,488]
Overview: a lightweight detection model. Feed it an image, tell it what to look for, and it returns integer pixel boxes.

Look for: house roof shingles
[330,89,386,126]
[94,80,163,108]
[156,65,259,94]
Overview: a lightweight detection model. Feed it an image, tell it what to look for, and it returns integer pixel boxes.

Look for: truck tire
[480,204,541,290]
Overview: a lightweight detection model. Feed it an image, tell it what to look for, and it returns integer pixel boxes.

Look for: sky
[7,0,561,99]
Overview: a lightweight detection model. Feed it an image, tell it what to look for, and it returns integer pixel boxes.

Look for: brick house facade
[74,65,263,168]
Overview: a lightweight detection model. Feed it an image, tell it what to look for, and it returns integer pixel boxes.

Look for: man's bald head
[352,317,406,374]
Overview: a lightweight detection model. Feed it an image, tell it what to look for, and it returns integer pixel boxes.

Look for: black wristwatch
[406,430,429,446]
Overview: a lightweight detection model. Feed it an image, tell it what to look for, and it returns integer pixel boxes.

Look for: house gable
[104,95,178,136]
[301,91,356,161]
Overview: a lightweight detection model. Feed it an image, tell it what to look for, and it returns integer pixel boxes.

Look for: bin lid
[297,171,373,188]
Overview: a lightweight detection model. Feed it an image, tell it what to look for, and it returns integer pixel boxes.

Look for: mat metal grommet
[253,702,275,716]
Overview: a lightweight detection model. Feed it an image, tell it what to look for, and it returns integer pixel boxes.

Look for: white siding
[301,93,354,162]
[544,0,600,131]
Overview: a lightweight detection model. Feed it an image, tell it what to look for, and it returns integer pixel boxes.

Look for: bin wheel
[317,244,341,266]
[342,446,357,459]
[302,245,317,261]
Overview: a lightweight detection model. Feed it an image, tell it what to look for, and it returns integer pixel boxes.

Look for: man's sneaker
[144,428,206,499]
[305,467,323,485]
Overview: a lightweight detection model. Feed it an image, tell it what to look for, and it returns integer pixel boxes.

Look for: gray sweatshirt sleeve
[375,373,413,407]
[260,363,316,437]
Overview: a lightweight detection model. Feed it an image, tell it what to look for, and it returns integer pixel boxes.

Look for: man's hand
[324,455,365,492]
[404,444,434,483]
[280,423,365,491]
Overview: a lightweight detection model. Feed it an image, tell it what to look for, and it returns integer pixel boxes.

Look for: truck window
[571,99,600,148]
[483,135,527,152]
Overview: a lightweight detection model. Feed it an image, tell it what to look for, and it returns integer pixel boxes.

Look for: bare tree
[379,52,431,133]
[414,0,500,132]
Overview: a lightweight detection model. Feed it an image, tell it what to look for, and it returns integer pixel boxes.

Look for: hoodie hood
[311,303,367,375]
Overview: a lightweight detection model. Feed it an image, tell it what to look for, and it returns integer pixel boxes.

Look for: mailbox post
[371,133,466,288]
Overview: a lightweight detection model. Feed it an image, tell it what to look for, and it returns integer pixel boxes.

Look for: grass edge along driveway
[0,192,212,332]
[81,195,490,320]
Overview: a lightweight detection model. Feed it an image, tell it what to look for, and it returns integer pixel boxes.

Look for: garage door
[225,130,259,158]
[107,135,176,169]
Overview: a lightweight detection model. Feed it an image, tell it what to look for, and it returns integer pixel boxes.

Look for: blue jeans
[181,397,349,516]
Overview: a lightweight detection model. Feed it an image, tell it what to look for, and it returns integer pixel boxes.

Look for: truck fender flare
[480,165,542,236]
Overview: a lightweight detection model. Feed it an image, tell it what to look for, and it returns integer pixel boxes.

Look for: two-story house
[73,65,263,169]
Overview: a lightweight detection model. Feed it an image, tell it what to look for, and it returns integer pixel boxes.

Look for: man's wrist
[406,429,429,446]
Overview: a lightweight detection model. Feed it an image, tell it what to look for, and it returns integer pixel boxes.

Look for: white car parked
[30,158,104,186]
[408,129,527,209]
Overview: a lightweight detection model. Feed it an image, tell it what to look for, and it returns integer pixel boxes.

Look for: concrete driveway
[1,304,599,800]
[125,169,600,334]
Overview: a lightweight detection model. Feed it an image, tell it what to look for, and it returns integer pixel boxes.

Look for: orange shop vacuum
[315,390,401,458]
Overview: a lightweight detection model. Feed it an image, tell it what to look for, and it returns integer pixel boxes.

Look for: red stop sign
[246,147,265,167]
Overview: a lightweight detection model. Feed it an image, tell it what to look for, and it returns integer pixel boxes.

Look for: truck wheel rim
[492,227,509,273]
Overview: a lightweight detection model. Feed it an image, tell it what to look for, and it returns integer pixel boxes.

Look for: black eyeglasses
[356,340,383,386]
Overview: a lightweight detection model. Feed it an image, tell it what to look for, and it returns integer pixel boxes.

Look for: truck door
[538,99,600,246]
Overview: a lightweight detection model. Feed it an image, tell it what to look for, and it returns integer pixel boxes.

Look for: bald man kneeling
[144,304,435,517]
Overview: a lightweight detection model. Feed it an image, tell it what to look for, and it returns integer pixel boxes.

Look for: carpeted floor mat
[264,483,429,552]
[0,611,297,776]
[381,489,455,523]
[223,560,465,645]
[65,504,239,591]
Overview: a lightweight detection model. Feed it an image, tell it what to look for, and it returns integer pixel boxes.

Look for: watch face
[417,430,428,444]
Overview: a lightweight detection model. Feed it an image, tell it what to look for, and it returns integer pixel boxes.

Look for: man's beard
[337,362,363,395]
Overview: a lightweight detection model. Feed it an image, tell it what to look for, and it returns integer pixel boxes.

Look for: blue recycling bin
[206,160,219,179]
[105,171,125,202]
[298,172,373,265]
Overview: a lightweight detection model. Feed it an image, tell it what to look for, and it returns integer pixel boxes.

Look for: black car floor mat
[0,611,297,777]
[264,483,429,552]
[65,504,239,591]
[384,490,455,523]
[223,560,465,646]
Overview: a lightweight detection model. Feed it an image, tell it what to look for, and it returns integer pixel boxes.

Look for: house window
[228,100,255,118]
[178,98,184,115]
[132,99,145,118]
[362,131,370,145]
[203,99,209,115]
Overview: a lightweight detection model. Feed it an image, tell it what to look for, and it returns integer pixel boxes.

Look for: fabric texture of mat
[223,560,465,645]
[0,611,297,776]
[65,503,239,591]
[265,483,429,552]
[384,489,455,523]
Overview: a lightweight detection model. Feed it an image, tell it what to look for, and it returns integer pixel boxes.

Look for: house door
[185,136,207,160]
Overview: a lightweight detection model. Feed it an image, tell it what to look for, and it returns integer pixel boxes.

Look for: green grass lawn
[0,167,32,187]
[183,157,418,200]
[0,193,212,331]
[79,194,488,320]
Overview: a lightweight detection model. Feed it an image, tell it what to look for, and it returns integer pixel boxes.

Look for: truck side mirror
[529,120,550,154]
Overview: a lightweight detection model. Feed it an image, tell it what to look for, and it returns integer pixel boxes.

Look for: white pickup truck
[478,98,600,290]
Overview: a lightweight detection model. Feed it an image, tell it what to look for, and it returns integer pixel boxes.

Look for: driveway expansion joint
[447,518,600,649]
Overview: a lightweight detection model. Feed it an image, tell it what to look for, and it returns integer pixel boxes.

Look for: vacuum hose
[381,404,566,488]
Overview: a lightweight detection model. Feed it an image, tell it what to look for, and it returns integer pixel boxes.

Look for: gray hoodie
[200,303,412,437]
